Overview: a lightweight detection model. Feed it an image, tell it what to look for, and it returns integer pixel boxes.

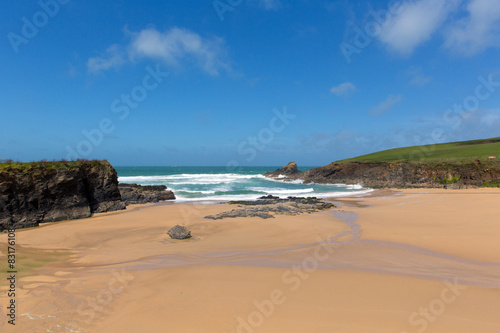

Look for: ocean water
[116,166,372,202]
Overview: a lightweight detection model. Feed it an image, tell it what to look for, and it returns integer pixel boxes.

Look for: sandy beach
[1,189,500,332]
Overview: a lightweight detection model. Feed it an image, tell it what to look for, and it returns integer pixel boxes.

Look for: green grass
[483,181,500,187]
[434,175,461,184]
[0,159,109,172]
[338,137,500,163]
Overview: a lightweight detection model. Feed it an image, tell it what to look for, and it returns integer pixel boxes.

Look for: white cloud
[378,0,459,55]
[444,0,500,55]
[370,95,402,115]
[87,44,126,75]
[128,28,229,76]
[298,108,500,161]
[330,82,356,96]
[404,108,500,145]
[480,112,500,126]
[87,27,230,76]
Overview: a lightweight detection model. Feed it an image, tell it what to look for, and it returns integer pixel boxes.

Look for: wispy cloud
[407,66,432,86]
[87,27,230,76]
[330,82,356,96]
[299,130,381,159]
[444,0,500,55]
[194,111,212,126]
[480,112,500,126]
[370,94,402,115]
[128,27,229,76]
[297,108,500,161]
[454,108,500,138]
[66,63,78,78]
[372,0,500,57]
[378,0,459,55]
[87,44,126,75]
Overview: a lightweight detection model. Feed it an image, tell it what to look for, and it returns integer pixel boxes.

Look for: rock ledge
[205,196,334,220]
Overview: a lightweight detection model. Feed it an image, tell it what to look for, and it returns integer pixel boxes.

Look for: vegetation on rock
[265,137,500,188]
[0,159,124,230]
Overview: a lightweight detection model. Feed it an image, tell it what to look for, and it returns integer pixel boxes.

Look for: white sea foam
[119,173,266,185]
[174,188,374,202]
[247,187,315,195]
[246,186,285,192]
[175,194,262,202]
[211,185,233,192]
[266,177,305,185]
[316,188,374,198]
[264,176,366,189]
[119,171,372,203]
[178,190,216,195]
[341,184,364,190]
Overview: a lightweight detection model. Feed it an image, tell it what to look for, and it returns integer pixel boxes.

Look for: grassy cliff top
[338,137,500,163]
[0,159,110,172]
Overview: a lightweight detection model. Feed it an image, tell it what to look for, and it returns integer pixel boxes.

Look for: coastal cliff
[267,138,500,188]
[266,161,500,188]
[0,160,125,231]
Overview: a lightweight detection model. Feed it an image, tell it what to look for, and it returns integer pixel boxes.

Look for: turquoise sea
[115,166,372,202]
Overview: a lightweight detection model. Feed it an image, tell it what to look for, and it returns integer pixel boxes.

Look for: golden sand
[1,189,499,332]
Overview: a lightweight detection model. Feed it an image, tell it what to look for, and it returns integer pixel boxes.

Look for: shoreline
[1,188,500,332]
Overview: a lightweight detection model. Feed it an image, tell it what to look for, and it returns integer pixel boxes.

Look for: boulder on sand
[167,225,191,239]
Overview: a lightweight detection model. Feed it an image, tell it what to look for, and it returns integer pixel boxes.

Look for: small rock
[258,195,280,200]
[167,225,191,239]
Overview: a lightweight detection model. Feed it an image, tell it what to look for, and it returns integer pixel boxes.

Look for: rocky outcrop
[167,225,191,239]
[265,160,500,188]
[0,160,125,231]
[265,161,301,178]
[205,196,335,220]
[119,183,175,205]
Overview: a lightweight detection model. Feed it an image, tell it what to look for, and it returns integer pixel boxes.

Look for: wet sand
[1,189,500,332]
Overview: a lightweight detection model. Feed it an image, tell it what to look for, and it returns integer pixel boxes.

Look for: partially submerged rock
[167,225,191,239]
[119,183,175,205]
[264,161,302,178]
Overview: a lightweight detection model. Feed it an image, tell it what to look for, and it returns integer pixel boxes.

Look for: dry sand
[1,189,500,332]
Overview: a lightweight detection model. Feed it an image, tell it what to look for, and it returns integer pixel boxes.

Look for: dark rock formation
[265,161,301,178]
[167,225,191,239]
[205,196,334,220]
[206,208,275,219]
[0,160,125,231]
[265,161,500,189]
[258,195,279,200]
[119,183,175,205]
[228,196,331,206]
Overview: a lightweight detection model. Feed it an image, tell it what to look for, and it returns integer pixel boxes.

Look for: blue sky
[1,0,500,166]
